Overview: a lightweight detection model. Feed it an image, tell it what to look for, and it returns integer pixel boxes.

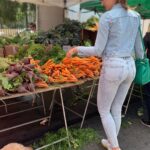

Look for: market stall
[0,78,97,149]
[81,0,150,19]
[0,31,101,148]
[2,1,150,149]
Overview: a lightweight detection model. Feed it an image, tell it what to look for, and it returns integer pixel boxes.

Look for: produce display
[83,16,99,32]
[0,18,102,97]
[0,44,101,96]
[35,19,82,46]
[0,58,48,96]
[15,44,66,65]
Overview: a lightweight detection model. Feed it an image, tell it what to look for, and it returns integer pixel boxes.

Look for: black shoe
[141,119,150,127]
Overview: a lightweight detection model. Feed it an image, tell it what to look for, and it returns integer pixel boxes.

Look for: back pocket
[103,65,124,82]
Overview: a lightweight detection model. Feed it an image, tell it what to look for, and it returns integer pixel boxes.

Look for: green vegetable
[28,44,45,60]
[39,45,66,65]
[35,19,82,46]
[83,16,99,30]
[83,40,92,46]
[33,128,100,150]
[0,74,13,90]
[0,57,12,73]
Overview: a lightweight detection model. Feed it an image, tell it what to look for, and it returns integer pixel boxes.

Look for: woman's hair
[117,0,128,10]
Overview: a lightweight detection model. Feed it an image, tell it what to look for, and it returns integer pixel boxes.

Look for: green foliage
[2,32,37,46]
[83,40,92,47]
[27,44,45,60]
[15,44,66,65]
[35,19,82,46]
[0,1,36,28]
[15,45,29,60]
[0,57,12,72]
[33,128,100,150]
[83,16,99,29]
[0,74,13,91]
[0,0,19,25]
[0,38,8,48]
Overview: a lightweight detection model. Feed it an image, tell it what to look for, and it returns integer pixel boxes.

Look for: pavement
[82,98,150,150]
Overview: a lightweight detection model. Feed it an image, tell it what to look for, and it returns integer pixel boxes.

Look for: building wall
[37,5,64,31]
[142,19,150,36]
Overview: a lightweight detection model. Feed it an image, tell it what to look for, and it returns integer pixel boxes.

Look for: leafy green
[83,40,92,46]
[27,44,45,60]
[35,19,82,46]
[0,57,12,72]
[39,45,66,65]
[0,74,13,90]
[11,76,23,88]
[33,128,100,150]
[83,16,99,30]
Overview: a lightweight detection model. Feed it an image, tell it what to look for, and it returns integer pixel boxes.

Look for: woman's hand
[66,47,78,58]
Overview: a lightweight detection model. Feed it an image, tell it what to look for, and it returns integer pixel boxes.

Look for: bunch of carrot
[63,56,102,79]
[41,60,78,83]
[40,56,102,83]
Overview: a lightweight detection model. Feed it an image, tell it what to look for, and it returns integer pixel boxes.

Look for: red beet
[13,64,23,73]
[22,58,30,65]
[5,72,19,80]
[7,66,15,73]
[27,83,35,92]
[17,85,29,93]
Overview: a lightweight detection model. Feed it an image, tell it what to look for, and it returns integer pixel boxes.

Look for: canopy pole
[36,5,39,31]
[64,0,67,20]
[78,0,81,21]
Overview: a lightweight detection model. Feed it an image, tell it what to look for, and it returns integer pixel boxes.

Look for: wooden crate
[0,48,4,57]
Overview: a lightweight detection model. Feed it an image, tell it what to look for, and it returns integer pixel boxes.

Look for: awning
[12,0,90,7]
[80,0,150,19]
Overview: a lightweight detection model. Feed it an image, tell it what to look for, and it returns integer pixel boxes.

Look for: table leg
[59,88,71,149]
[48,89,57,126]
[80,79,96,128]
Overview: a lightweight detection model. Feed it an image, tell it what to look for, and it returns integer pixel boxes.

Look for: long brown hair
[117,0,128,10]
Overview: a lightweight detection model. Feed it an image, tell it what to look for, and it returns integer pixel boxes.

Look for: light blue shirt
[77,4,144,59]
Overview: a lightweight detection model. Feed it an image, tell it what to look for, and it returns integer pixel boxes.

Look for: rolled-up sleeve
[77,13,110,57]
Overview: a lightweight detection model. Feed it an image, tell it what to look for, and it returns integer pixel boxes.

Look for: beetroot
[27,83,35,92]
[7,65,15,73]
[23,65,32,71]
[17,85,29,93]
[25,64,35,69]
[22,58,30,65]
[5,72,19,80]
[13,64,23,73]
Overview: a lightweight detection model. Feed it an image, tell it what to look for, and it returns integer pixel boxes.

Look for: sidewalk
[83,99,150,150]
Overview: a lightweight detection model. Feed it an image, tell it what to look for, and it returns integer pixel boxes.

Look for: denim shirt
[77,4,144,59]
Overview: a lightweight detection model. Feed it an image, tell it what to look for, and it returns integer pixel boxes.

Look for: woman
[142,25,150,127]
[67,0,144,150]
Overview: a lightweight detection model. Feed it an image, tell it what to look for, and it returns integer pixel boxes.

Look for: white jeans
[97,57,136,148]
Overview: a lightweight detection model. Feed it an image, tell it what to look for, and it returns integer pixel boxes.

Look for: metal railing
[0,29,24,36]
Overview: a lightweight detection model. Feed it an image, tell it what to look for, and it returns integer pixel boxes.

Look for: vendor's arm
[77,13,110,57]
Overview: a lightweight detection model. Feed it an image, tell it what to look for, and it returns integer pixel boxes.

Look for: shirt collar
[112,3,122,9]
